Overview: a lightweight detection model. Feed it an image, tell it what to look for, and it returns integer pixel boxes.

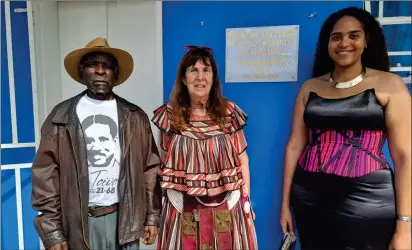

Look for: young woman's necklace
[329,67,366,89]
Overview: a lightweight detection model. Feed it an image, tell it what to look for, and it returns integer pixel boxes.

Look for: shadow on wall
[162,1,363,249]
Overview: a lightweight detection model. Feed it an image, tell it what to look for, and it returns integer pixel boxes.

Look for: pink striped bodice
[299,89,390,177]
[298,129,390,177]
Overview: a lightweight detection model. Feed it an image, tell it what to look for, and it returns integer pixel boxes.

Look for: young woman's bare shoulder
[370,69,408,94]
[300,75,329,103]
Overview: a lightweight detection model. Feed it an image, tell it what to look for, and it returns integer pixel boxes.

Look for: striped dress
[152,101,258,250]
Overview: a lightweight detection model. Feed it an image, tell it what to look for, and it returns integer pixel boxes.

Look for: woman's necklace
[190,104,207,116]
[329,67,366,89]
[190,104,206,109]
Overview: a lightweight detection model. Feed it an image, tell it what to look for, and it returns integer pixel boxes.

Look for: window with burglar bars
[364,1,412,92]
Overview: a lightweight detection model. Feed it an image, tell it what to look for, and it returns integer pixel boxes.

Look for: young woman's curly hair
[312,7,390,77]
[169,48,228,131]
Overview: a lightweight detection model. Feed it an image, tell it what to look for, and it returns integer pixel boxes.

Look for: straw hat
[64,37,134,86]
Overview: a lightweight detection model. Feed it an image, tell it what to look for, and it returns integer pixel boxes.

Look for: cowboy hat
[64,37,134,86]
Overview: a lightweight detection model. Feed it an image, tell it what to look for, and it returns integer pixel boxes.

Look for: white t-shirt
[76,95,121,207]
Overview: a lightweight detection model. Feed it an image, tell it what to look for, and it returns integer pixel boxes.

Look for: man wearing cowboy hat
[31,37,161,250]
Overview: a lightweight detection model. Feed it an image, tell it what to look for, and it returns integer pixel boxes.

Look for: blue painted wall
[1,0,12,144]
[162,1,363,249]
[1,1,39,249]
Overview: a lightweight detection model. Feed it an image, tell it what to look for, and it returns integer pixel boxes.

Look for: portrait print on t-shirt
[81,114,121,204]
[82,114,119,168]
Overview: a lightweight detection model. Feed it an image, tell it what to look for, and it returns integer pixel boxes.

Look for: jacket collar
[51,90,138,124]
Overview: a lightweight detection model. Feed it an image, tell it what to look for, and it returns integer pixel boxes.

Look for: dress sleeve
[152,104,173,151]
[232,128,248,154]
[228,102,248,154]
[160,131,172,152]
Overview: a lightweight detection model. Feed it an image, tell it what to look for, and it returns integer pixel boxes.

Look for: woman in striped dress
[152,46,258,250]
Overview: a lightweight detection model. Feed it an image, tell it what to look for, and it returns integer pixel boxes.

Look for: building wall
[1,1,410,249]
[1,2,40,249]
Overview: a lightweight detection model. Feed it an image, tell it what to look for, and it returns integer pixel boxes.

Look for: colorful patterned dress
[152,101,258,250]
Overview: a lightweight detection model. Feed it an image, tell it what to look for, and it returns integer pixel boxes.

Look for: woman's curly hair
[312,7,390,77]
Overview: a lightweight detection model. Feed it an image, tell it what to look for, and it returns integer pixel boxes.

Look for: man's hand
[140,226,158,245]
[47,241,68,250]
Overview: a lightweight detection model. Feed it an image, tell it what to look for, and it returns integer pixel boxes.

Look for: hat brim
[64,47,134,86]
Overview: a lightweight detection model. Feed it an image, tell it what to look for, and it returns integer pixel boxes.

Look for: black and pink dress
[291,89,396,249]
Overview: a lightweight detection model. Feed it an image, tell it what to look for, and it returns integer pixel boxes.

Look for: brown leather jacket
[31,91,162,250]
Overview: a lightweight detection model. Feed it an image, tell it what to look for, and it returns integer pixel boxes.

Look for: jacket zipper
[68,127,91,250]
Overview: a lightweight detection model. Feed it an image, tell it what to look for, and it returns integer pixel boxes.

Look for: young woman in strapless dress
[280,7,411,250]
